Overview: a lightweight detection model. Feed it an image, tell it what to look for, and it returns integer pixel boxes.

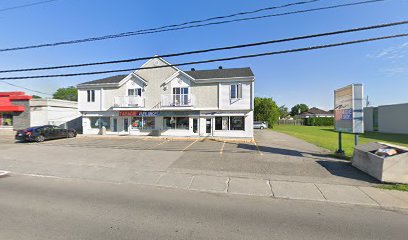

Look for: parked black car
[15,125,77,142]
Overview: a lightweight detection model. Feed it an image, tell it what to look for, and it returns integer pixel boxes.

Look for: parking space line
[253,141,263,155]
[220,141,226,154]
[183,139,199,151]
[148,140,168,150]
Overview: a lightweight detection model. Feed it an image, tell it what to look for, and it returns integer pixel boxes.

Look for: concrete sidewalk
[9,170,408,210]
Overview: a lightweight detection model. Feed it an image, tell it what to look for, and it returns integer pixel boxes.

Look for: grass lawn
[273,125,408,159]
[376,184,408,192]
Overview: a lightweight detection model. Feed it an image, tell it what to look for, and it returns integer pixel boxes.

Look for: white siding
[219,82,252,110]
[78,89,101,111]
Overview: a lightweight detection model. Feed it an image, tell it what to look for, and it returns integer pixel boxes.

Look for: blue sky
[0,0,407,110]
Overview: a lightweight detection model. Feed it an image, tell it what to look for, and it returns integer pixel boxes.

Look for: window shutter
[238,84,242,99]
[87,90,90,102]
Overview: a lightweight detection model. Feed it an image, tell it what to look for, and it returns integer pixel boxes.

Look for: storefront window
[176,117,189,130]
[90,117,111,130]
[215,117,229,130]
[230,116,245,130]
[163,117,189,130]
[131,117,143,129]
[0,113,13,126]
[163,117,175,129]
[144,117,155,129]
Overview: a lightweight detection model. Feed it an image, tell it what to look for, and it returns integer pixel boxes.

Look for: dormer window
[230,84,242,100]
[128,88,142,97]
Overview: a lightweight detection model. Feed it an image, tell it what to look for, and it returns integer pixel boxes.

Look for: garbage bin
[352,142,408,183]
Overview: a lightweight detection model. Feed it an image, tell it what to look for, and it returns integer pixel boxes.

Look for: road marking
[183,139,199,151]
[254,141,263,155]
[220,141,226,154]
[148,140,168,150]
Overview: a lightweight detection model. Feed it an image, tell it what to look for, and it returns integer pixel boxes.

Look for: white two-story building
[77,57,255,138]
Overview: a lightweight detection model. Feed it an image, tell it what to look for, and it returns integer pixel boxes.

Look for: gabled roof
[185,67,254,80]
[305,107,332,115]
[78,75,128,86]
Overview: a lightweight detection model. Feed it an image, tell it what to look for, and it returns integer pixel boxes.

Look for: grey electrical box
[352,142,408,183]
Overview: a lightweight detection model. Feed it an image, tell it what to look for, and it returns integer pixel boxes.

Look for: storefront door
[205,118,212,135]
[113,118,118,132]
[193,118,198,134]
[123,117,129,133]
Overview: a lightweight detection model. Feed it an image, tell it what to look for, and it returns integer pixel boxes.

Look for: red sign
[119,111,139,116]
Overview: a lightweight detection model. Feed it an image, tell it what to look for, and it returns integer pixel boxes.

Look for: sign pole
[354,133,359,146]
[336,132,344,154]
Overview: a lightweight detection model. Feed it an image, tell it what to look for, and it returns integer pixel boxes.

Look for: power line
[1,32,407,80]
[0,0,386,52]
[0,81,53,96]
[0,0,58,13]
[2,19,406,73]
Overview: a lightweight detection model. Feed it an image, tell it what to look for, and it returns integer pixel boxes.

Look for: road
[1,174,407,240]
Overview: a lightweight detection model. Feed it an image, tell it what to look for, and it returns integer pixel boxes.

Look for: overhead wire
[0,0,386,52]
[1,19,406,73]
[1,32,407,80]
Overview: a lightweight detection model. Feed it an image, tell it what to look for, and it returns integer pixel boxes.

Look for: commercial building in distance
[0,92,81,134]
[77,57,255,138]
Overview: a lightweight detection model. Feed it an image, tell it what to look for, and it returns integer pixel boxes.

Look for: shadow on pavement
[316,160,379,183]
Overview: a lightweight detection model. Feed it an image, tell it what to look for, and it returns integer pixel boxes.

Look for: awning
[0,105,25,112]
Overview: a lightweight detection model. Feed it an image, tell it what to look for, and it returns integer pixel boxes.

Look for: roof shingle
[185,67,254,80]
[78,75,127,85]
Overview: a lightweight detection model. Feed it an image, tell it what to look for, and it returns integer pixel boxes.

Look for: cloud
[368,42,408,59]
[381,66,408,76]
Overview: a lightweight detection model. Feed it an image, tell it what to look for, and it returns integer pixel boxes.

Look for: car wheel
[260,126,264,130]
[35,135,45,142]
[67,132,75,138]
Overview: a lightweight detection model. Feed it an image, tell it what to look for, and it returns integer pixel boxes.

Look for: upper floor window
[87,90,95,102]
[173,87,189,106]
[128,88,142,97]
[230,84,242,100]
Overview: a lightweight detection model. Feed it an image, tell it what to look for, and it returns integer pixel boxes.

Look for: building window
[163,117,175,129]
[163,117,189,130]
[89,117,110,130]
[131,117,143,129]
[215,117,229,130]
[176,117,189,130]
[131,117,155,130]
[230,116,245,130]
[87,90,95,102]
[230,84,242,99]
[144,117,155,129]
[173,87,189,106]
[128,88,142,96]
[0,113,13,126]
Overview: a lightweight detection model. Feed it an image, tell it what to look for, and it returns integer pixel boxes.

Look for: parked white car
[253,121,268,129]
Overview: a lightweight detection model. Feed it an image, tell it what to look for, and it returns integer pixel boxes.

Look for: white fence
[161,94,194,107]
[114,96,145,108]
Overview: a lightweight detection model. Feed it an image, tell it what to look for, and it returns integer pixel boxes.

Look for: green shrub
[304,117,334,126]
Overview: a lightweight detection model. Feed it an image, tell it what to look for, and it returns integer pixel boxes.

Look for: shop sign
[160,111,200,116]
[119,111,159,117]
[119,111,139,116]
[334,84,364,133]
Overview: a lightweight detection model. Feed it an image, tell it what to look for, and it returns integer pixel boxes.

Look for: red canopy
[0,92,31,112]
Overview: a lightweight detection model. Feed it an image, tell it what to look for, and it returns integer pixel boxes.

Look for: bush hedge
[304,117,334,126]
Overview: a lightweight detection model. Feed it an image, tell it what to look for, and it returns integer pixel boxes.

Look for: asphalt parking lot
[0,130,375,186]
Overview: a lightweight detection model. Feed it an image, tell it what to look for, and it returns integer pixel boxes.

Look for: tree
[254,97,280,127]
[31,95,42,99]
[290,104,309,116]
[53,86,78,101]
[278,105,289,119]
